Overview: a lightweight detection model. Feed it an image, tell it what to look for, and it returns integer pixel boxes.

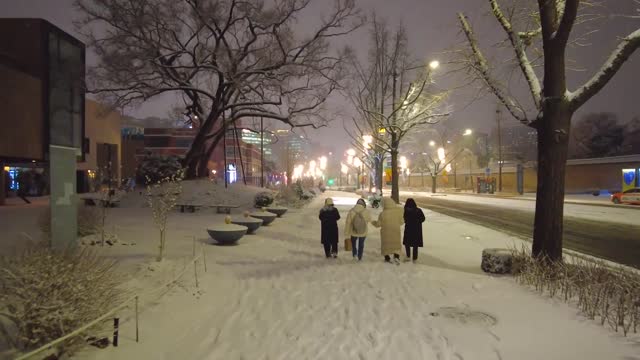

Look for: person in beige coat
[372,197,404,264]
[344,198,372,261]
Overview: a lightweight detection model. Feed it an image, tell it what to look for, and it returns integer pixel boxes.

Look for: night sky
[1,0,638,152]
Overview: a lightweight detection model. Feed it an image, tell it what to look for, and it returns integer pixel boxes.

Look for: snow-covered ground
[65,190,638,360]
[399,190,639,226]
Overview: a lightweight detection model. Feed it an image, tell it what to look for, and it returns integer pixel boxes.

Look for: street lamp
[319,156,327,170]
[429,140,436,147]
[362,135,373,149]
[429,60,440,70]
[463,129,473,136]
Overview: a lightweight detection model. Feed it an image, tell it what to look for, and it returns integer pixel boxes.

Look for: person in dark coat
[319,198,341,258]
[403,198,425,263]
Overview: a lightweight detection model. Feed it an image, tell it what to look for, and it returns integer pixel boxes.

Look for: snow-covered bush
[0,242,120,353]
[136,153,182,185]
[254,192,274,208]
[146,171,183,261]
[301,190,315,200]
[39,205,102,237]
[275,186,307,209]
[510,245,640,336]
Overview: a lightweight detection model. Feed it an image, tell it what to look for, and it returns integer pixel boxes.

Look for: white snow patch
[63,191,638,360]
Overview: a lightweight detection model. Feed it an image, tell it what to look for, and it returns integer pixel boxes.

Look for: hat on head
[325,198,334,206]
[356,198,366,207]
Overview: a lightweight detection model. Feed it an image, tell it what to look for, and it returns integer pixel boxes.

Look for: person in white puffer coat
[344,198,372,261]
[372,197,404,264]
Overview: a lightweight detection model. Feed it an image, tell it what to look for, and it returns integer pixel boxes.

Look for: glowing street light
[463,129,473,136]
[362,135,373,150]
[429,60,440,70]
[319,156,327,170]
[346,149,356,156]
[429,140,436,147]
[399,156,408,170]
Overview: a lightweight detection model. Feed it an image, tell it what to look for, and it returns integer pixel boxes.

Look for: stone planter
[481,248,514,274]
[207,224,248,245]
[249,211,277,226]
[266,206,288,217]
[230,217,263,234]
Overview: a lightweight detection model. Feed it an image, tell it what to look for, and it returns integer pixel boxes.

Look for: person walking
[319,198,341,258]
[372,197,404,264]
[403,198,425,263]
[344,198,371,261]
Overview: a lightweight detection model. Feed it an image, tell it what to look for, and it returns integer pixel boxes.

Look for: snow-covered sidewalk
[75,191,639,360]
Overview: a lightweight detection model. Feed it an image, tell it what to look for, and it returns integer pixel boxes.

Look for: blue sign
[623,169,636,186]
[485,168,491,176]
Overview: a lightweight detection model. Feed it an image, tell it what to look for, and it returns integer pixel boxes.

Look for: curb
[436,192,640,210]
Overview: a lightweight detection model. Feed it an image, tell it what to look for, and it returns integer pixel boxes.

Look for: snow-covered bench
[176,203,239,214]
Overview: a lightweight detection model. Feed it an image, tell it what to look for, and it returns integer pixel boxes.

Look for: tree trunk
[532,102,572,262]
[374,156,383,192]
[183,107,223,179]
[532,14,572,262]
[431,175,437,194]
[390,137,399,203]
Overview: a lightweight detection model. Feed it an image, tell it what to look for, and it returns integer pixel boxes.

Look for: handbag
[344,237,352,251]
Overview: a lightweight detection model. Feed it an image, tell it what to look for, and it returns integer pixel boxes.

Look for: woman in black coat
[319,198,341,258]
[403,198,425,262]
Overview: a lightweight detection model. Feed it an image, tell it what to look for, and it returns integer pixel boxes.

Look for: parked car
[611,188,640,205]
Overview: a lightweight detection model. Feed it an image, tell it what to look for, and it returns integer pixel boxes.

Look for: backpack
[352,210,367,234]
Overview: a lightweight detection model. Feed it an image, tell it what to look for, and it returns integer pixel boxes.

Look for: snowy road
[404,195,640,268]
[77,191,639,360]
[399,191,639,226]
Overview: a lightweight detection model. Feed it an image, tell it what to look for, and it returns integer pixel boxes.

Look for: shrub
[509,245,640,336]
[39,205,102,237]
[0,242,120,354]
[254,192,274,208]
[136,153,182,185]
[146,172,183,262]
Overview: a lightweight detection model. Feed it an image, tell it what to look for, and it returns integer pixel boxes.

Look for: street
[405,195,640,268]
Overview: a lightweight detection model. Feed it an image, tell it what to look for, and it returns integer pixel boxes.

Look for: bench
[176,203,205,213]
[79,193,122,207]
[175,203,239,214]
[211,204,239,214]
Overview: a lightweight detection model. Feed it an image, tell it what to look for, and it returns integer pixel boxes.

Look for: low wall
[404,158,640,194]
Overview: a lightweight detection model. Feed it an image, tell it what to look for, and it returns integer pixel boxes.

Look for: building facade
[76,99,123,192]
[0,19,86,204]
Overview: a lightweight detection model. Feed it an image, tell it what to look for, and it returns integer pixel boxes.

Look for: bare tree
[571,112,625,158]
[76,0,362,178]
[346,16,449,202]
[457,0,640,261]
[404,126,472,193]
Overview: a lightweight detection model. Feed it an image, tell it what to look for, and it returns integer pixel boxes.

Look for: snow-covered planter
[266,206,288,217]
[230,217,263,234]
[249,211,277,226]
[481,248,514,274]
[207,224,248,245]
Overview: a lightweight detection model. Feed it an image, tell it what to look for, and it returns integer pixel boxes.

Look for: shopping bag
[344,238,352,251]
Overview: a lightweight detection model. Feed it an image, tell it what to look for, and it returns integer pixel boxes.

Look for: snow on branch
[569,28,640,110]
[489,0,542,107]
[457,13,531,125]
